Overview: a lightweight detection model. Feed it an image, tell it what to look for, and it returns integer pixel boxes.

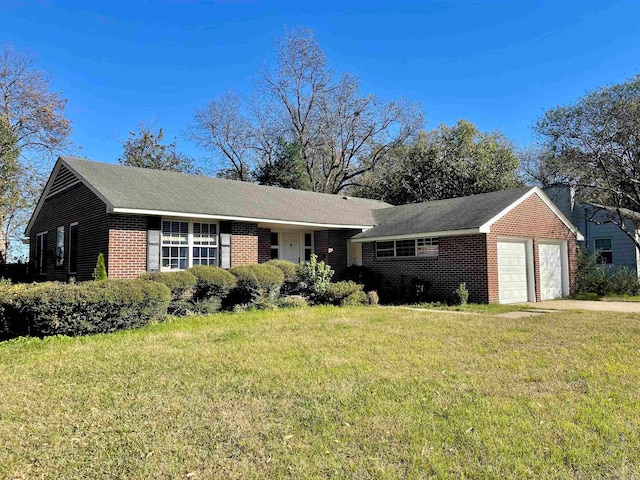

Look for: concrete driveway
[528,300,640,313]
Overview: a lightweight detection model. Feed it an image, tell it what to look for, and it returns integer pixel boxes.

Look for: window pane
[271,248,279,260]
[193,222,217,246]
[417,238,439,257]
[56,226,64,267]
[396,240,416,257]
[271,232,279,246]
[304,233,312,247]
[594,238,612,250]
[304,249,311,261]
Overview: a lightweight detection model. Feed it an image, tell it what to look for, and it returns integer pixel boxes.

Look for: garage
[539,241,567,300]
[497,240,531,304]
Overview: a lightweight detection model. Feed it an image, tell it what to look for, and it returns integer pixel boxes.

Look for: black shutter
[147,216,162,272]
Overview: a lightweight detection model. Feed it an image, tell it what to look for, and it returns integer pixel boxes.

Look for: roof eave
[350,228,482,243]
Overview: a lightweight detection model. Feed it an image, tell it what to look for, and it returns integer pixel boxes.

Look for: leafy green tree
[119,123,199,174]
[535,74,640,248]
[0,44,71,263]
[254,138,311,190]
[355,120,521,204]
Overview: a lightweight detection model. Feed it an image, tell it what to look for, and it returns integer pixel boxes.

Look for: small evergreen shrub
[190,297,222,315]
[1,280,171,337]
[319,281,366,306]
[187,265,237,300]
[367,290,379,306]
[297,254,334,300]
[277,295,308,309]
[228,264,285,306]
[452,282,469,306]
[139,271,197,301]
[93,253,107,281]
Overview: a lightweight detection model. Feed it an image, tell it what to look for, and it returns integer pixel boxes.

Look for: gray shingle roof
[61,157,391,227]
[353,187,536,239]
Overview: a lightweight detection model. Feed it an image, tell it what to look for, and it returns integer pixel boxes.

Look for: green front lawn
[2,307,639,478]
[571,292,640,302]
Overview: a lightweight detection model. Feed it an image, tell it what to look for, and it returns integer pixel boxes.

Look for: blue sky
[2,0,640,166]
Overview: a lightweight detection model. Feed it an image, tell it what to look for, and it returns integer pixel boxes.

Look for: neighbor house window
[375,237,440,258]
[192,222,218,266]
[36,231,48,275]
[69,223,78,274]
[162,220,188,270]
[56,226,64,267]
[270,232,279,259]
[594,237,613,264]
[304,233,313,261]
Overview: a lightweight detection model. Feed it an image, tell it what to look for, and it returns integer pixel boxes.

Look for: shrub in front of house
[367,290,379,306]
[317,280,367,306]
[297,254,334,301]
[139,271,197,301]
[1,279,171,337]
[187,265,237,300]
[265,259,299,293]
[452,282,469,306]
[338,265,384,293]
[227,264,285,307]
[575,248,640,296]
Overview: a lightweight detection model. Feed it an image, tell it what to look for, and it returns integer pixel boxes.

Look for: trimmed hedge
[265,259,299,294]
[338,265,384,293]
[139,271,197,300]
[319,281,367,306]
[1,280,171,337]
[186,265,237,300]
[228,264,285,306]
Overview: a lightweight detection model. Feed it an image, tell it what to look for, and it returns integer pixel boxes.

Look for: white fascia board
[479,186,584,240]
[349,228,482,243]
[110,207,374,230]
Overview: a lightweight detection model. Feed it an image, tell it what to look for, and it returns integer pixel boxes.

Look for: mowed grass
[1,307,640,479]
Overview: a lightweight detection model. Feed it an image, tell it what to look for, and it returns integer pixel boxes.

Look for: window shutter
[220,233,231,269]
[147,216,161,272]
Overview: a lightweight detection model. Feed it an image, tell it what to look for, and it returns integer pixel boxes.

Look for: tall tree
[254,138,311,190]
[118,123,199,174]
[189,28,423,192]
[0,44,71,262]
[535,74,640,247]
[355,120,522,205]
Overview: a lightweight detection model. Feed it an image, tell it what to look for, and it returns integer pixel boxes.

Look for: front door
[282,233,301,263]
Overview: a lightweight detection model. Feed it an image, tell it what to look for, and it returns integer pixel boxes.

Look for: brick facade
[487,194,577,303]
[108,215,147,279]
[29,183,110,282]
[257,228,272,263]
[230,221,259,267]
[361,193,578,304]
[362,234,490,303]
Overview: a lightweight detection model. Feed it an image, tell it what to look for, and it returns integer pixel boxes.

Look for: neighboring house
[544,185,640,276]
[27,157,582,304]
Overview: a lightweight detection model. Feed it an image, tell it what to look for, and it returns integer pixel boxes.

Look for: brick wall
[108,215,147,278]
[29,183,110,281]
[362,234,489,303]
[231,221,259,266]
[258,227,272,263]
[313,229,359,277]
[487,193,577,302]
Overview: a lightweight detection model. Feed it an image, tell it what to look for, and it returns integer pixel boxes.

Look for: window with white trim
[375,237,440,258]
[192,222,218,266]
[162,221,188,270]
[56,226,64,267]
[36,231,48,275]
[594,237,613,264]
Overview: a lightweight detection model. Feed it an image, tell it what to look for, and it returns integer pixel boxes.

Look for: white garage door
[498,240,529,304]
[539,243,563,300]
